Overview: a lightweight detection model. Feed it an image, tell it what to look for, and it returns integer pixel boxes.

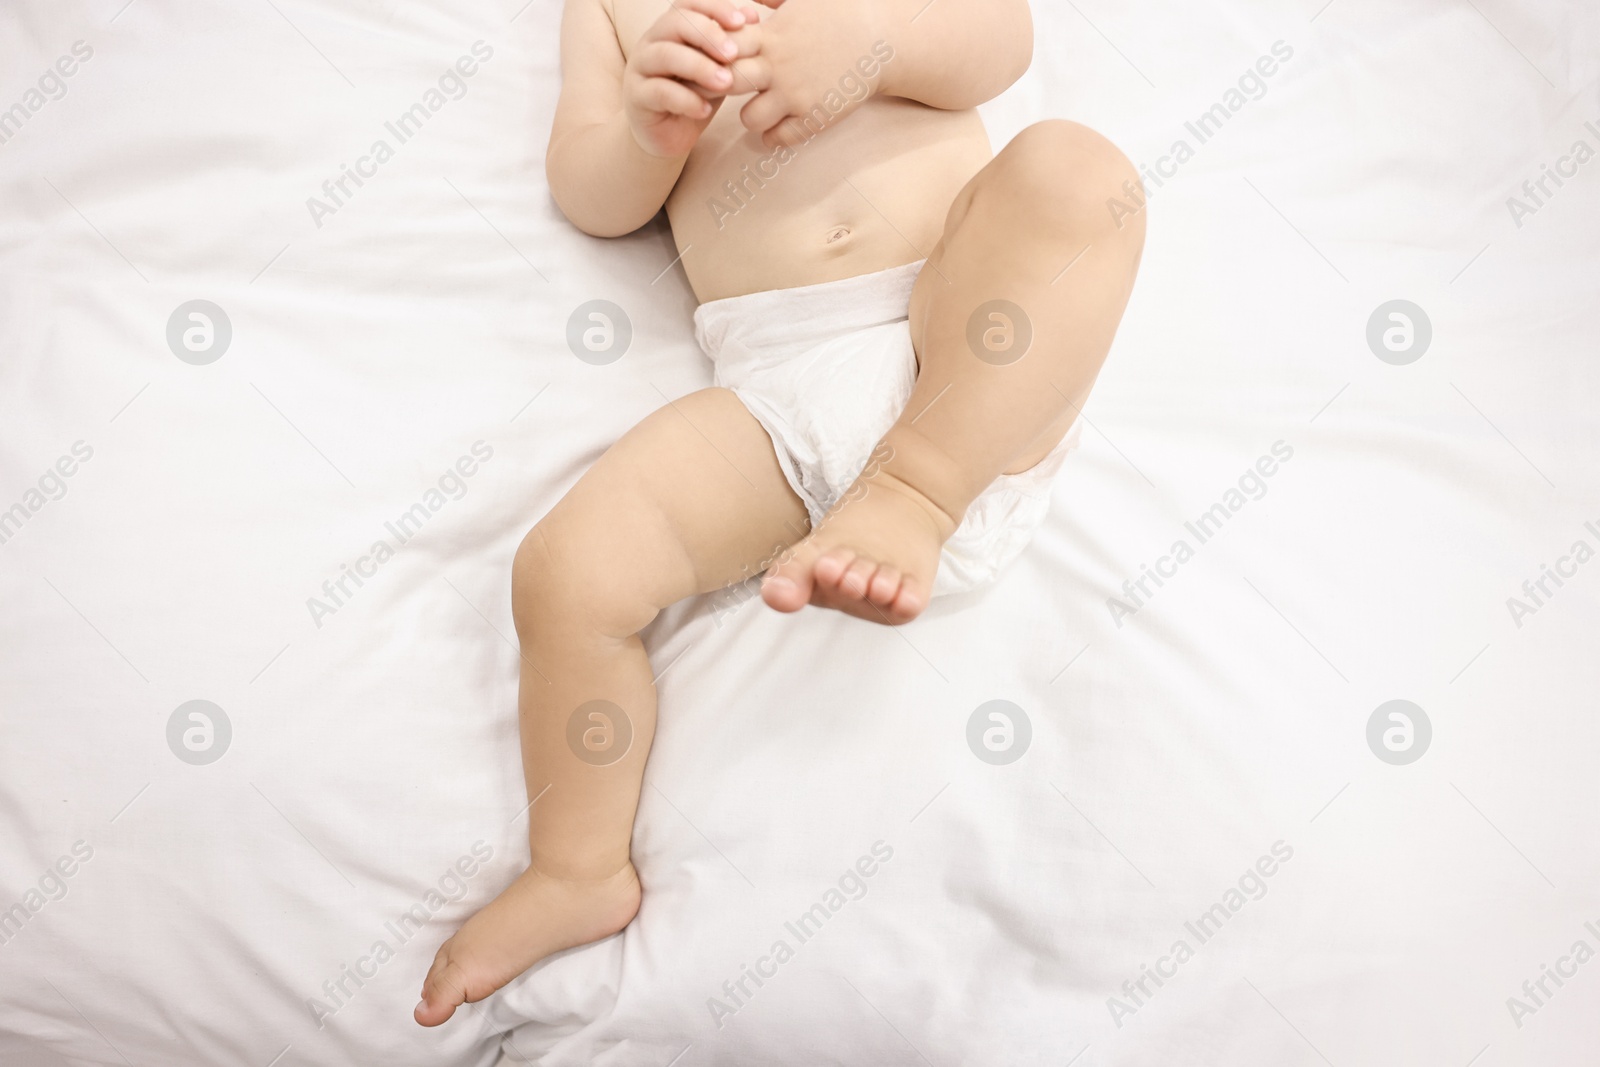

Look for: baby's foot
[414,862,640,1026]
[762,468,957,624]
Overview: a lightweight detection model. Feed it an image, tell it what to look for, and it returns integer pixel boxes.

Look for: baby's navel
[825,225,851,245]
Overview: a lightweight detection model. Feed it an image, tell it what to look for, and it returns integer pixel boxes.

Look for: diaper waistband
[694,259,925,363]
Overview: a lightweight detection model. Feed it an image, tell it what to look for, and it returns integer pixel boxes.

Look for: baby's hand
[729,0,889,148]
[624,0,755,158]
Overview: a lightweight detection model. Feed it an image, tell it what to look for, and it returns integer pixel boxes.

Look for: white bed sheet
[2,1,1597,1065]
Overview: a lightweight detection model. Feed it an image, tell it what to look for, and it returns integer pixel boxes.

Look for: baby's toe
[415,947,469,1027]
[866,565,902,607]
[812,547,856,591]
[840,556,880,599]
[762,544,818,612]
[888,579,928,623]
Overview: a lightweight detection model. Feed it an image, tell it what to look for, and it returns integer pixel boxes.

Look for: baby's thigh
[519,387,808,634]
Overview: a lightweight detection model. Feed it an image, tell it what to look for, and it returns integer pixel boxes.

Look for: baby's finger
[764,115,812,150]
[636,40,734,95]
[722,21,762,60]
[638,76,715,119]
[727,54,772,94]
[738,88,791,138]
[660,6,741,63]
[684,79,731,101]
[666,0,750,33]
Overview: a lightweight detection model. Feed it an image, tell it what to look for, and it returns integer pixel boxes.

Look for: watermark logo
[706,42,896,230]
[306,42,494,228]
[306,841,494,1027]
[1505,919,1600,1030]
[0,440,94,548]
[307,442,494,629]
[566,699,633,766]
[1366,700,1430,765]
[707,517,810,628]
[0,840,94,948]
[1109,441,1295,627]
[1366,300,1430,365]
[1107,840,1294,1027]
[966,700,1032,765]
[166,700,232,765]
[1505,521,1598,629]
[0,41,94,149]
[566,300,632,365]
[167,300,232,365]
[966,300,1032,366]
[1506,119,1600,230]
[707,840,894,1027]
[832,440,894,512]
[1107,40,1295,229]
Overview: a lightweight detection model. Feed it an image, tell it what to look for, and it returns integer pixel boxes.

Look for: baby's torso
[608,0,994,303]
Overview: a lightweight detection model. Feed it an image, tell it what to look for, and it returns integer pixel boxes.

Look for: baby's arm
[873,0,1032,110]
[547,0,752,237]
[731,0,1032,147]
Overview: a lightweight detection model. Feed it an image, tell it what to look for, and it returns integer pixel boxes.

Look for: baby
[416,0,1143,1025]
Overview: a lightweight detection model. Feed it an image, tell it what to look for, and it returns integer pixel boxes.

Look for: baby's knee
[512,525,658,642]
[987,120,1142,240]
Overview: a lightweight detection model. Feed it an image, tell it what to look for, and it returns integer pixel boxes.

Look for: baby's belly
[666,97,991,304]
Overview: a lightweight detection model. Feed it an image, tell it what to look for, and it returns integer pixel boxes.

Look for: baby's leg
[763,120,1145,623]
[416,388,806,1026]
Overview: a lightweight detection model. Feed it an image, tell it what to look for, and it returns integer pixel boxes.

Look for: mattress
[1,1,1597,1065]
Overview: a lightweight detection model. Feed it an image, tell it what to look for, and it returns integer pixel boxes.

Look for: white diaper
[692,260,1078,597]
